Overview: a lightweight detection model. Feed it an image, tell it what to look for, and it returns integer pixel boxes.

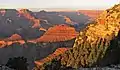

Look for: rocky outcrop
[35,48,70,67]
[58,15,73,24]
[0,34,25,48]
[39,27,47,32]
[18,9,46,30]
[34,4,120,70]
[64,16,73,24]
[35,24,78,43]
[60,3,120,68]
[4,34,22,41]
[0,41,6,48]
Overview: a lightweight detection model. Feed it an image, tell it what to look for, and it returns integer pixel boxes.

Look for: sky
[0,0,119,11]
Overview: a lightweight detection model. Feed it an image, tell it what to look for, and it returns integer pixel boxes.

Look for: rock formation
[0,34,25,48]
[4,34,22,41]
[35,48,70,67]
[34,3,120,70]
[39,27,47,32]
[18,9,46,30]
[35,24,78,43]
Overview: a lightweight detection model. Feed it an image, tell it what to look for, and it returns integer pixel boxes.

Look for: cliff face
[35,48,70,67]
[60,4,120,68]
[17,9,46,29]
[0,9,45,40]
[34,4,120,69]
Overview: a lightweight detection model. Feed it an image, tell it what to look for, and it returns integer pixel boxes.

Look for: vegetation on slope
[34,3,120,70]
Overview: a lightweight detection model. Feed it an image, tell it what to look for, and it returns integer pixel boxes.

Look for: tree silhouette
[6,56,28,70]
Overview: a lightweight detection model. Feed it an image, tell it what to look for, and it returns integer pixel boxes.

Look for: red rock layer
[35,24,79,42]
[35,48,70,66]
[4,34,22,41]
[0,34,25,48]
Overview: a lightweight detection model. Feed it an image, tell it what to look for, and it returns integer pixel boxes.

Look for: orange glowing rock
[32,19,40,28]
[98,19,106,24]
[0,41,6,48]
[6,41,13,46]
[15,40,25,45]
[5,34,22,41]
[35,24,78,42]
[35,48,70,66]
[39,27,47,31]
[5,40,25,46]
[53,48,70,55]
[18,9,28,14]
[18,9,33,20]
[1,34,26,46]
[0,34,26,47]
[64,16,72,23]
[27,40,37,44]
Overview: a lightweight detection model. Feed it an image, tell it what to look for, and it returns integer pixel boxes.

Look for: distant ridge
[78,10,103,19]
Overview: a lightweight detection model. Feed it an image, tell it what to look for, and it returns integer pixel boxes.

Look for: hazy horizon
[0,8,106,12]
[0,0,119,11]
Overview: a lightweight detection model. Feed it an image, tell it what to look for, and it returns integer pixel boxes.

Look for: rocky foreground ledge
[33,4,120,70]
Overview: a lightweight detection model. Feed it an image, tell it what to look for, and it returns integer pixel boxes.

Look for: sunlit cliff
[0,34,25,48]
[34,4,120,70]
[34,24,78,43]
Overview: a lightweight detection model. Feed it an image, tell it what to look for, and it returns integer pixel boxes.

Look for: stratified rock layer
[0,34,25,48]
[35,24,78,42]
[34,4,120,70]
